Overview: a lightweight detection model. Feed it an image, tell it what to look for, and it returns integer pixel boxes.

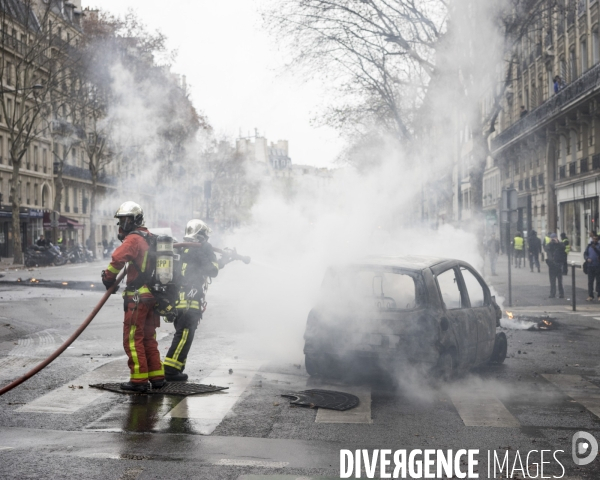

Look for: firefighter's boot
[151,379,166,389]
[165,366,188,382]
[120,381,149,392]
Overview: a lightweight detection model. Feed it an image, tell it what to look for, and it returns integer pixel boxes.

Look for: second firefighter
[164,219,220,382]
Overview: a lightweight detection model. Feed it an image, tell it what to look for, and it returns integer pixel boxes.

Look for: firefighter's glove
[101,270,119,294]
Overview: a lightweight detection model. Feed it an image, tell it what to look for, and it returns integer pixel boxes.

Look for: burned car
[303,256,507,379]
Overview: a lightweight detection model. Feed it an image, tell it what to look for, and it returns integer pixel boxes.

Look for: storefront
[556,177,600,258]
[42,211,84,247]
[0,207,44,258]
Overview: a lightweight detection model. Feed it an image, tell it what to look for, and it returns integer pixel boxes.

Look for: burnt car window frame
[321,265,426,311]
[458,265,491,308]
[433,265,468,311]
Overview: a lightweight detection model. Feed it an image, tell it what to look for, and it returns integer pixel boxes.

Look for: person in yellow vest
[542,233,551,262]
[513,232,525,268]
[560,233,570,275]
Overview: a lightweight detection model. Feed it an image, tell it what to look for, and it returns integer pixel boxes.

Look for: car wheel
[489,332,508,364]
[436,350,456,382]
[305,354,320,376]
[25,258,35,268]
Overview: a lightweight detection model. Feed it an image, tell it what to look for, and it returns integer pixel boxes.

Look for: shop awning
[43,212,84,230]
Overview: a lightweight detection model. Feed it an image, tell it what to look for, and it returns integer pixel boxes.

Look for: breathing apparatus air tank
[155,235,174,285]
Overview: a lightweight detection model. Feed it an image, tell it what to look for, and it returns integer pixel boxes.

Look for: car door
[433,266,477,367]
[459,266,496,364]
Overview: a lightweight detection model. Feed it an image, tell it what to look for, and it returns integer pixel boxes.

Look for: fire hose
[0,269,126,396]
[0,243,250,396]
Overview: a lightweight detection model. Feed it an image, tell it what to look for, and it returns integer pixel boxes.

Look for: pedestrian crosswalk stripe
[17,358,127,414]
[165,358,262,434]
[447,386,520,427]
[543,374,600,418]
[314,385,372,424]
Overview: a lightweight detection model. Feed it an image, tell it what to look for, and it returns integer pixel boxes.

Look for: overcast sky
[83,0,343,168]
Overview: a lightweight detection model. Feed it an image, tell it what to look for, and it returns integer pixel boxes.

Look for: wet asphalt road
[1,261,600,479]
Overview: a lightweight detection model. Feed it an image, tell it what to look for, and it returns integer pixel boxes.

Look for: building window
[43,149,47,173]
[593,29,600,64]
[570,47,577,82]
[581,40,589,72]
[33,146,38,171]
[26,182,30,204]
[6,62,12,85]
[541,204,546,217]
[34,183,38,205]
[64,187,69,213]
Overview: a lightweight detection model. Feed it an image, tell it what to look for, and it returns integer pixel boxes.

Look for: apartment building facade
[484,0,600,259]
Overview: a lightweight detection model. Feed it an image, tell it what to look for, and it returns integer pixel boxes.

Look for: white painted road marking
[448,387,520,427]
[314,385,372,424]
[17,357,127,414]
[165,358,263,434]
[0,446,14,451]
[543,374,600,418]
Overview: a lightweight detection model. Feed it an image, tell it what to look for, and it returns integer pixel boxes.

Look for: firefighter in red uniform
[101,201,165,392]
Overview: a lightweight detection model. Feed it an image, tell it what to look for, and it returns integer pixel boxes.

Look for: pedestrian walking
[513,231,525,268]
[560,232,570,275]
[546,233,566,298]
[486,233,500,276]
[528,230,541,272]
[584,232,600,301]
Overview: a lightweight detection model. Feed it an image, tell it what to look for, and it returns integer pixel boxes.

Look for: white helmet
[184,219,211,242]
[114,201,144,233]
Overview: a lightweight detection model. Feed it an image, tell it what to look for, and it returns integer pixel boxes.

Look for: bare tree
[266,0,445,140]
[268,0,558,235]
[0,0,75,263]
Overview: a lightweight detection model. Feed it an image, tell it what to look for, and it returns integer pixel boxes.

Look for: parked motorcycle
[84,246,95,262]
[66,244,86,264]
[103,242,116,260]
[24,243,68,267]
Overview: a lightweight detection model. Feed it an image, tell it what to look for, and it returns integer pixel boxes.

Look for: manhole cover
[90,382,228,396]
[281,389,359,411]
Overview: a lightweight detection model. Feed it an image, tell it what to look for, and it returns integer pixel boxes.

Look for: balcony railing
[492,61,600,150]
[62,164,116,185]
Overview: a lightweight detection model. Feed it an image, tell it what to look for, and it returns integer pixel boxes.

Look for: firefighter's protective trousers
[123,299,165,383]
[164,310,201,373]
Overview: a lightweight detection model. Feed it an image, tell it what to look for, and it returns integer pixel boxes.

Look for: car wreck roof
[343,255,451,271]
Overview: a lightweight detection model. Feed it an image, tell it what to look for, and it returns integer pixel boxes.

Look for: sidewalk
[483,253,599,312]
[0,257,24,270]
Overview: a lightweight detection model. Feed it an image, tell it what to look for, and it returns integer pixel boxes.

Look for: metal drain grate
[90,382,228,396]
[281,389,359,411]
